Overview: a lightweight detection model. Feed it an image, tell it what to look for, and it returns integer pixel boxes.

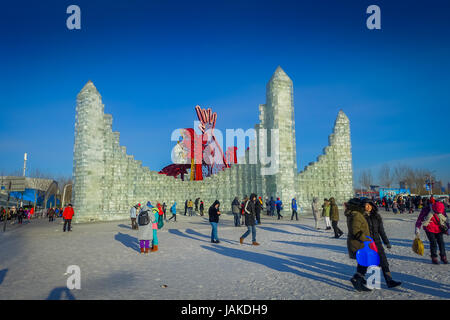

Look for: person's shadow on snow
[265,222,322,233]
[114,232,139,252]
[393,272,450,298]
[259,225,339,240]
[274,251,450,297]
[258,226,301,236]
[387,237,447,252]
[185,228,237,245]
[118,224,132,230]
[275,240,348,254]
[201,245,354,292]
[168,229,210,243]
[0,269,8,285]
[273,241,450,297]
[46,287,76,300]
[275,240,431,264]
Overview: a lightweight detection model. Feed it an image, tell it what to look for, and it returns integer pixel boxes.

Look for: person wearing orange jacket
[63,204,75,232]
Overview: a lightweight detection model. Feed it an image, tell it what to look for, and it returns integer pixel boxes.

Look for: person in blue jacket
[275,198,283,220]
[168,202,177,222]
[291,198,298,221]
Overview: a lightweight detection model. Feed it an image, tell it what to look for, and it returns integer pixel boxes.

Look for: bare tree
[55,175,73,207]
[28,168,52,179]
[404,167,416,191]
[55,176,72,194]
[378,164,394,187]
[411,168,435,194]
[4,169,22,177]
[393,164,412,188]
[23,169,54,211]
[359,170,373,191]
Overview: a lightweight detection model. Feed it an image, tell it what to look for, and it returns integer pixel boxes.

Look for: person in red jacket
[63,204,75,232]
[430,195,435,204]
[415,201,448,264]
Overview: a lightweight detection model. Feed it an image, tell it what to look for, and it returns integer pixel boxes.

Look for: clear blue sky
[1,0,449,186]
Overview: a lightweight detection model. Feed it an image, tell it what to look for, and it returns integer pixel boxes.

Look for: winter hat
[432,201,445,214]
[212,200,220,207]
[138,203,141,207]
[346,198,365,213]
[362,198,378,214]
[362,198,377,208]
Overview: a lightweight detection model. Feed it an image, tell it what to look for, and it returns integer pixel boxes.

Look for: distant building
[435,180,442,192]
[379,187,411,199]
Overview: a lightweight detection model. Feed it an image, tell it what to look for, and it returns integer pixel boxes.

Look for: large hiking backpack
[151,208,164,229]
[138,210,150,226]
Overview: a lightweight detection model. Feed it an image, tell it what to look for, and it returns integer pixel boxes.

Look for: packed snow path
[0,209,449,300]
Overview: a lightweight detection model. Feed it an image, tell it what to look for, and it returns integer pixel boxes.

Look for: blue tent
[9,188,60,208]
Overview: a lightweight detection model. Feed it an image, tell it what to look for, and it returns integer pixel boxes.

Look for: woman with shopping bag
[412,236,424,256]
[415,201,448,264]
[344,198,372,292]
[362,199,401,289]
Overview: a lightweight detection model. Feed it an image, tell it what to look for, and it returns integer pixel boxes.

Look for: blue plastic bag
[356,236,380,267]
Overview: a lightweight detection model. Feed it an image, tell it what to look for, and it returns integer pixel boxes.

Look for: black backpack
[138,210,150,226]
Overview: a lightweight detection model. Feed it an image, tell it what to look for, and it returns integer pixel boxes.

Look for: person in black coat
[239,194,260,245]
[208,200,221,243]
[362,199,401,289]
[17,207,24,224]
[199,200,204,216]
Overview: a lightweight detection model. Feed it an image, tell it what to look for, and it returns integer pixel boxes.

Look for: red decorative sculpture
[159,105,233,180]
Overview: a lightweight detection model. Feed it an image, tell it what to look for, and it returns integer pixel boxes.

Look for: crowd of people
[376,194,450,214]
[3,190,448,293]
[0,206,36,224]
[183,198,205,217]
[130,193,449,293]
[0,203,76,233]
[129,194,354,249]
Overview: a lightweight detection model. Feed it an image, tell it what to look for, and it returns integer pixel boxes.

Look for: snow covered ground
[0,208,449,300]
